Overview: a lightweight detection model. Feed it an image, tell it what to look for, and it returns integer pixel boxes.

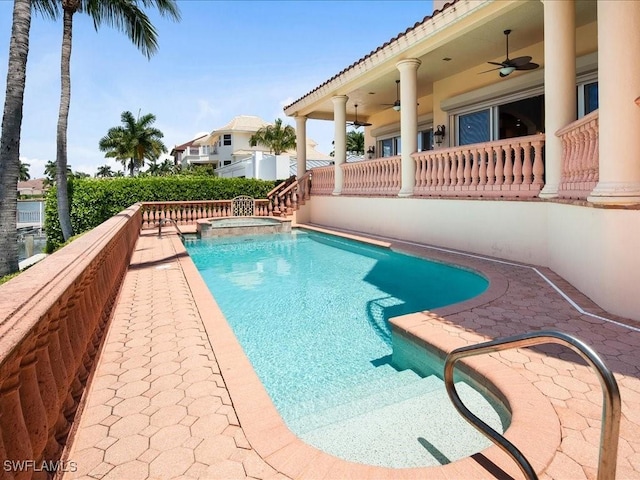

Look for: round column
[588,0,640,204]
[539,0,575,198]
[397,59,421,197]
[295,115,307,177]
[332,95,348,195]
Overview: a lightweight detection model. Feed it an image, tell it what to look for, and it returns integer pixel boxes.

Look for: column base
[332,190,341,196]
[588,181,640,205]
[538,183,559,199]
[398,188,413,197]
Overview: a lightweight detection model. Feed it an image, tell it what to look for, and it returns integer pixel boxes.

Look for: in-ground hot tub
[197,216,292,238]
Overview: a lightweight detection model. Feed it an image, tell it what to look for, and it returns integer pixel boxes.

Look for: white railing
[16,202,44,226]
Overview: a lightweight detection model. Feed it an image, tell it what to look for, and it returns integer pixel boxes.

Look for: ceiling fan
[381,80,401,111]
[347,104,372,129]
[481,29,539,77]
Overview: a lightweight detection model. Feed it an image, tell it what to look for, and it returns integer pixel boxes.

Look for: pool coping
[173,228,562,479]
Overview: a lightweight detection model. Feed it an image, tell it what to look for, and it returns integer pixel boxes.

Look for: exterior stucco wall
[547,204,640,320]
[305,195,640,321]
[308,195,549,265]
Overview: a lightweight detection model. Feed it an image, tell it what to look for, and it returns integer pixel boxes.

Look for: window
[223,160,231,166]
[498,95,544,139]
[578,81,598,117]
[454,95,544,146]
[418,129,433,152]
[223,134,232,146]
[379,136,401,157]
[458,109,491,146]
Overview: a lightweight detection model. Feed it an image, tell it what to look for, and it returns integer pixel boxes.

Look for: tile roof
[214,115,271,133]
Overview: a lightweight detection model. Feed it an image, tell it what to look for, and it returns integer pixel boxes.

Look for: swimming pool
[185,230,507,467]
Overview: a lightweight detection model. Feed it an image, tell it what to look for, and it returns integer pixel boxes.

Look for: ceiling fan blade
[355,121,372,127]
[515,62,539,71]
[479,66,502,74]
[487,61,506,67]
[510,56,533,67]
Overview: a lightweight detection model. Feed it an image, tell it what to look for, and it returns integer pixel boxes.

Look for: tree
[44,159,70,186]
[19,160,30,181]
[249,118,296,155]
[96,164,114,178]
[147,158,175,176]
[55,0,181,242]
[346,130,365,155]
[99,110,168,177]
[0,0,58,276]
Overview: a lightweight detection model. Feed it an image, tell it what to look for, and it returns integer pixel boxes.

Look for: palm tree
[99,110,168,177]
[249,118,296,155]
[44,159,70,186]
[71,170,90,179]
[19,160,31,181]
[346,130,365,155]
[147,158,161,176]
[55,0,180,241]
[96,164,114,178]
[0,0,59,276]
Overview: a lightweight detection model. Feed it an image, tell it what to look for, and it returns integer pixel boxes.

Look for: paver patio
[62,225,640,479]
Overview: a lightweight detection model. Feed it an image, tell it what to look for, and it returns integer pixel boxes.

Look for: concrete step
[281,364,418,420]
[298,381,504,469]
[288,374,443,434]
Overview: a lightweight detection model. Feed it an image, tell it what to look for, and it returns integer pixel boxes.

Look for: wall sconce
[366,146,375,159]
[434,125,446,146]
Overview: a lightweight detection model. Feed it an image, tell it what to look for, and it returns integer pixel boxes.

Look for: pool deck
[62,224,640,479]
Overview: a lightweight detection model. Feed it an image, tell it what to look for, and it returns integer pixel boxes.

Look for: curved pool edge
[296,223,509,317]
[172,231,561,479]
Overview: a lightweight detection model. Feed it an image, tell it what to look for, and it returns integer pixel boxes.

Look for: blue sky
[0,0,433,178]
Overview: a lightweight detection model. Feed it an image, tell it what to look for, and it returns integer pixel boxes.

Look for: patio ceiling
[285,0,596,123]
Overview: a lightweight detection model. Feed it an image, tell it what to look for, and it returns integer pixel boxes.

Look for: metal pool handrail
[444,330,621,480]
[157,217,184,240]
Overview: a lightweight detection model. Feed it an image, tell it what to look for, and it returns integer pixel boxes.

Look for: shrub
[45,176,278,251]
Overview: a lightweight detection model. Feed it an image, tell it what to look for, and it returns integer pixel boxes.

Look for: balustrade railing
[342,156,401,196]
[557,110,599,200]
[16,210,42,225]
[0,204,141,476]
[268,172,311,216]
[140,200,272,229]
[309,166,335,195]
[412,134,545,198]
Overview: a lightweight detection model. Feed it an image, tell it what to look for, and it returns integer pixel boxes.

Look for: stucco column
[332,95,348,195]
[295,115,307,177]
[588,0,640,204]
[397,59,421,197]
[539,0,575,198]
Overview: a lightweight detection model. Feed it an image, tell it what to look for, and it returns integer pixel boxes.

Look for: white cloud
[19,156,48,180]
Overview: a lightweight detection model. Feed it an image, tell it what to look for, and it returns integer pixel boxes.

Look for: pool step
[281,365,423,421]
[298,382,503,469]
[287,374,443,434]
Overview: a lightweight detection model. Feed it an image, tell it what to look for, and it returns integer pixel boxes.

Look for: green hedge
[45,176,278,251]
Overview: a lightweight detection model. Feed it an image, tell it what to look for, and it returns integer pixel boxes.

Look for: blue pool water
[186,230,505,467]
